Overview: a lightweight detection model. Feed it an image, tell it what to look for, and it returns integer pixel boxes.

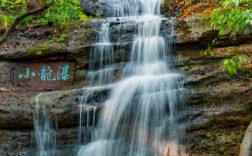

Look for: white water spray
[34,94,56,156]
[86,23,115,86]
[78,0,188,156]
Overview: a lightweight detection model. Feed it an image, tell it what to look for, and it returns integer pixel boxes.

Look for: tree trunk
[239,121,252,156]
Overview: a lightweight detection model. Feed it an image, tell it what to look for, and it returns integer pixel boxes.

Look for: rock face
[79,0,108,16]
[179,44,252,155]
[79,0,141,17]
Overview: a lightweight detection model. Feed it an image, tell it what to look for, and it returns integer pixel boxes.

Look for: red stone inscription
[14,62,75,90]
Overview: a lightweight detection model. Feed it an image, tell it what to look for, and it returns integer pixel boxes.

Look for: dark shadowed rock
[0,62,15,85]
[0,92,35,129]
[0,130,33,156]
[79,0,108,16]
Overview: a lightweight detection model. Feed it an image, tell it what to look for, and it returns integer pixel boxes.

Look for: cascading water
[107,0,140,17]
[34,94,57,156]
[86,23,115,86]
[78,0,188,156]
[78,21,116,143]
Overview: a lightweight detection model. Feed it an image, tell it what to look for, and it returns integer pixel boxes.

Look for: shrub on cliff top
[211,0,252,35]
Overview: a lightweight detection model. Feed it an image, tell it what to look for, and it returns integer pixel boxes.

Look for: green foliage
[220,54,248,75]
[211,1,251,76]
[211,0,252,35]
[51,33,68,43]
[2,16,15,27]
[0,0,88,28]
[0,0,27,28]
[38,0,88,28]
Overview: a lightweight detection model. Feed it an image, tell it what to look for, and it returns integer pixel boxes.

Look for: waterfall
[86,23,115,86]
[78,22,116,143]
[78,0,188,155]
[34,94,57,156]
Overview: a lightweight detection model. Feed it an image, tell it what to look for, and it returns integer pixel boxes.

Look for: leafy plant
[0,0,88,29]
[220,54,248,75]
[2,16,15,27]
[211,0,252,35]
[39,0,88,28]
[0,0,27,28]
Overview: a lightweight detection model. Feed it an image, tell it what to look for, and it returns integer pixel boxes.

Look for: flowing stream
[77,0,188,156]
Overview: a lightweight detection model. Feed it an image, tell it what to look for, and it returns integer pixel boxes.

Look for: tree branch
[0,2,53,44]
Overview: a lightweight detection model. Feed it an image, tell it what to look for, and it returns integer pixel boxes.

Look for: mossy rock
[27,45,52,56]
[191,127,245,155]
[190,103,252,155]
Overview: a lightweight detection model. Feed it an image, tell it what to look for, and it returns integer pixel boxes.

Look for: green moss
[27,45,52,56]
[50,33,68,43]
[163,0,173,4]
[241,102,252,114]
[240,68,252,77]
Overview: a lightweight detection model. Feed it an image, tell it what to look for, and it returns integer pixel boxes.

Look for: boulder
[79,0,107,16]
